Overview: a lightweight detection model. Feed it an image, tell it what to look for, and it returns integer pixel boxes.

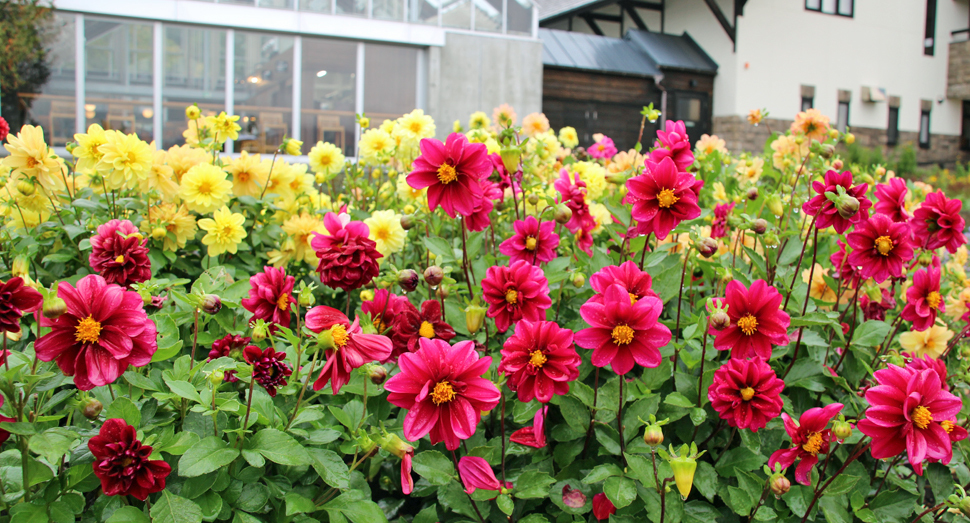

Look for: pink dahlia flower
[243,345,292,397]
[361,289,414,356]
[802,170,871,234]
[482,260,552,333]
[575,284,671,374]
[588,135,618,159]
[396,299,456,357]
[649,120,695,172]
[0,116,9,142]
[902,263,944,331]
[711,202,735,239]
[912,189,967,254]
[708,357,784,432]
[510,405,548,448]
[709,279,791,360]
[35,275,157,391]
[464,179,500,232]
[0,277,41,334]
[458,456,509,494]
[89,219,151,288]
[857,365,963,475]
[554,169,596,235]
[241,266,295,331]
[906,352,949,390]
[311,212,382,291]
[588,261,658,305]
[626,157,702,240]
[499,320,580,403]
[306,306,393,394]
[874,177,910,223]
[407,133,490,218]
[768,403,843,485]
[846,213,914,283]
[384,338,500,450]
[499,216,560,265]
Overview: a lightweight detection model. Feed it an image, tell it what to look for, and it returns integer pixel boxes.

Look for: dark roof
[540,28,662,78]
[625,30,718,74]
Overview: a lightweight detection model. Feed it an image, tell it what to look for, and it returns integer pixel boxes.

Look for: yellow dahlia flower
[225,151,268,198]
[138,148,180,202]
[394,109,436,146]
[180,163,233,213]
[899,325,954,359]
[167,144,211,183]
[308,141,345,176]
[73,124,109,174]
[142,202,197,252]
[364,209,406,256]
[206,112,241,143]
[558,126,579,149]
[468,111,491,130]
[358,129,394,165]
[281,212,326,265]
[521,112,550,138]
[198,206,246,257]
[2,125,64,190]
[99,132,154,190]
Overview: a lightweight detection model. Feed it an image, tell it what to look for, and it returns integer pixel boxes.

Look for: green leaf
[664,392,694,408]
[725,486,753,515]
[284,492,317,516]
[603,476,636,509]
[105,397,142,427]
[28,427,79,463]
[178,436,240,477]
[497,494,514,516]
[165,378,204,404]
[10,503,49,523]
[150,491,203,523]
[823,474,860,497]
[870,491,918,523]
[411,450,456,486]
[852,320,891,347]
[323,491,389,523]
[106,506,150,523]
[582,463,624,484]
[789,311,839,328]
[308,448,351,489]
[683,501,720,523]
[518,515,550,523]
[715,448,764,477]
[514,470,556,499]
[819,496,852,523]
[248,428,311,466]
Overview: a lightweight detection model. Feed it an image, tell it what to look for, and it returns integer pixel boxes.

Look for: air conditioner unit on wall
[861,86,887,103]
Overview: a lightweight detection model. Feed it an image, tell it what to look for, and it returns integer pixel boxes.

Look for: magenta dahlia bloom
[575,284,671,374]
[361,289,414,356]
[35,275,157,391]
[464,179,500,232]
[482,260,552,333]
[499,320,580,403]
[0,277,41,334]
[243,345,291,397]
[0,117,8,142]
[311,212,382,291]
[89,219,151,288]
[207,334,251,382]
[768,403,843,485]
[911,190,967,253]
[874,177,910,223]
[902,263,944,331]
[407,133,490,218]
[385,338,500,450]
[906,352,949,390]
[554,169,596,235]
[588,135,618,159]
[649,120,694,172]
[802,170,871,234]
[588,261,658,305]
[626,157,702,239]
[857,365,963,475]
[510,405,548,448]
[396,299,456,356]
[830,239,860,286]
[88,419,171,500]
[241,266,295,331]
[861,287,896,322]
[499,216,560,265]
[846,213,914,283]
[708,357,784,432]
[458,456,509,494]
[711,202,735,239]
[710,279,791,360]
[306,306,393,394]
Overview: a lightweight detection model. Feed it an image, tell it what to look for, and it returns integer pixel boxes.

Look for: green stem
[285,348,321,431]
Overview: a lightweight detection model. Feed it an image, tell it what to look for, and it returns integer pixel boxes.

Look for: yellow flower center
[738,314,759,336]
[525,236,537,251]
[942,420,955,433]
[629,293,638,305]
[375,227,390,241]
[26,156,40,169]
[75,315,102,344]
[911,405,933,429]
[611,324,635,346]
[331,324,349,348]
[740,387,755,401]
[114,255,125,264]
[431,381,456,405]
[505,288,518,304]
[529,350,547,368]
[419,321,436,338]
[276,293,289,311]
[374,319,388,333]
[657,188,679,209]
[237,172,251,183]
[927,291,942,309]
[802,432,824,455]
[222,225,235,237]
[874,235,894,256]
[197,181,212,195]
[436,163,458,184]
[410,122,423,134]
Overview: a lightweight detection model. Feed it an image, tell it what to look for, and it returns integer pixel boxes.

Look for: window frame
[924,0,937,56]
[919,109,931,149]
[800,96,814,112]
[836,100,849,133]
[805,0,853,18]
[887,106,900,147]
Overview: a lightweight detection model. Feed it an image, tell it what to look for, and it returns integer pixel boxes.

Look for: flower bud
[424,266,444,286]
[831,159,844,171]
[151,226,168,240]
[81,398,103,420]
[12,255,29,279]
[746,187,759,201]
[643,424,664,447]
[751,219,768,235]
[669,455,698,498]
[527,194,540,206]
[316,328,336,351]
[436,285,450,299]
[828,128,840,140]
[820,144,835,159]
[554,204,573,224]
[400,214,416,230]
[710,310,731,330]
[832,420,853,441]
[845,132,855,144]
[282,138,303,156]
[186,105,201,120]
[367,364,387,385]
[201,294,222,315]
[571,272,586,288]
[770,473,790,497]
[359,116,370,129]
[500,145,522,174]
[766,195,784,217]
[465,303,487,334]
[299,286,315,307]
[65,141,78,154]
[696,237,718,258]
[835,195,860,219]
[398,269,420,293]
[381,433,414,460]
[16,180,35,196]
[43,297,67,319]
[562,485,587,508]
[875,166,887,178]
[251,320,270,341]
[209,370,225,385]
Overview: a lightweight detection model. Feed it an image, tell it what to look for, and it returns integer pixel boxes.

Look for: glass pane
[805,0,821,9]
[364,44,416,118]
[220,0,257,5]
[441,0,471,29]
[374,0,404,20]
[837,102,848,132]
[85,17,154,141]
[259,0,294,7]
[920,114,930,144]
[300,0,333,12]
[301,37,357,156]
[335,0,367,17]
[234,31,295,153]
[474,0,503,32]
[507,0,532,35]
[18,13,76,146]
[801,97,813,111]
[837,0,852,15]
[408,0,439,24]
[163,25,227,147]
[821,0,836,14]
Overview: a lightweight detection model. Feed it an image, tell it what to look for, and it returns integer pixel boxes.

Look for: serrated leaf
[105,397,142,427]
[411,450,456,486]
[603,476,636,509]
[106,506,150,523]
[248,428,311,466]
[582,463,623,484]
[150,491,203,523]
[514,470,556,499]
[308,448,350,489]
[178,436,240,477]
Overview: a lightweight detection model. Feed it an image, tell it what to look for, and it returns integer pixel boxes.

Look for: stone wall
[948,41,970,100]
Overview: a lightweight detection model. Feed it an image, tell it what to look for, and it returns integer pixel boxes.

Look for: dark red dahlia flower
[243,345,292,397]
[407,133,490,218]
[385,338,500,450]
[649,120,695,172]
[575,284,672,375]
[499,216,560,265]
[311,212,382,291]
[711,202,735,239]
[911,189,967,254]
[0,277,41,334]
[708,357,784,432]
[499,320,580,403]
[397,299,456,356]
[241,266,295,331]
[860,287,896,321]
[35,275,157,391]
[709,279,791,360]
[207,334,252,383]
[482,260,552,333]
[874,177,910,222]
[768,403,843,485]
[0,117,9,142]
[361,289,414,357]
[89,219,151,288]
[306,306,392,394]
[88,418,171,500]
[857,365,962,475]
[588,261,658,305]
[802,170,871,234]
[902,262,944,331]
[846,213,914,283]
[626,157,702,240]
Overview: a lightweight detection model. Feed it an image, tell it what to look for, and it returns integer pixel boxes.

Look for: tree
[0,0,54,130]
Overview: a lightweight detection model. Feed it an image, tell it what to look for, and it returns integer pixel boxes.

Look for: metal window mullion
[531,3,538,38]
[470,0,475,30]
[438,0,442,26]
[224,29,235,154]
[416,48,427,111]
[292,36,302,142]
[502,0,507,33]
[355,43,365,154]
[153,21,163,147]
[75,13,86,133]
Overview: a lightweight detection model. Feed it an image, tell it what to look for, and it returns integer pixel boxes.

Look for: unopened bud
[828,128,840,140]
[360,289,375,302]
[770,474,790,497]
[367,364,387,385]
[527,194,540,206]
[500,146,522,174]
[81,398,103,420]
[186,105,202,120]
[151,226,167,240]
[767,195,784,217]
[836,195,860,219]
[696,237,718,258]
[875,166,887,178]
[643,425,664,447]
[763,231,780,247]
[397,269,420,293]
[436,285,449,299]
[746,187,759,201]
[669,455,698,498]
[400,214,416,230]
[554,204,573,225]
[710,311,731,330]
[465,303,487,334]
[571,272,586,288]
[299,286,315,307]
[845,133,855,145]
[424,266,444,286]
[831,159,844,171]
[751,219,768,235]
[381,433,414,460]
[251,321,269,342]
[359,116,370,129]
[201,294,222,315]
[65,142,78,154]
[43,297,67,319]
[11,256,29,279]
[282,137,303,156]
[209,370,225,385]
[16,180,35,196]
[820,144,835,159]
[832,420,853,441]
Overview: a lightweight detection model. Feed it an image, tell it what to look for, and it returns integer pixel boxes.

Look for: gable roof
[625,30,718,74]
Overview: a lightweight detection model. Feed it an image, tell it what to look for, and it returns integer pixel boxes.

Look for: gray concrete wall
[427,32,543,138]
